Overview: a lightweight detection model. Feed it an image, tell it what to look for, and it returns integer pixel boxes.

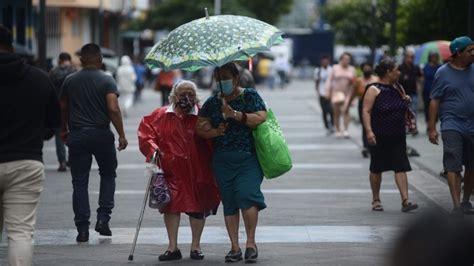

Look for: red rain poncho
[138,106,220,213]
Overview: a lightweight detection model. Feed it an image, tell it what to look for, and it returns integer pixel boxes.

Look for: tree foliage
[323,0,390,46]
[324,0,470,47]
[397,0,468,45]
[135,0,293,31]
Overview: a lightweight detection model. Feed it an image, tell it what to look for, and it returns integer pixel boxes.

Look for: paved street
[0,79,469,265]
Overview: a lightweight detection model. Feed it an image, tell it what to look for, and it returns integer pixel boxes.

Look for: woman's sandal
[372,199,384,211]
[401,199,418,213]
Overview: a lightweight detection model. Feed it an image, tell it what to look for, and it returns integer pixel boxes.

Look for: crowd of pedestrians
[1,20,474,265]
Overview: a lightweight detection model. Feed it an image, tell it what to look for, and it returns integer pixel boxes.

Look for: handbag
[253,108,292,179]
[394,83,418,134]
[147,151,171,209]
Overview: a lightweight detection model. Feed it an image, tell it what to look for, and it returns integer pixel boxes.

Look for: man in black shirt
[0,25,60,265]
[49,52,76,171]
[60,43,128,242]
[399,51,422,135]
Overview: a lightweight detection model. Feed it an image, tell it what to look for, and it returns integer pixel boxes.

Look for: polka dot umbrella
[414,40,451,65]
[144,13,283,72]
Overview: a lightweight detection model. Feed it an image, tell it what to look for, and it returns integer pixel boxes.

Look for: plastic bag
[146,158,170,210]
[253,109,292,179]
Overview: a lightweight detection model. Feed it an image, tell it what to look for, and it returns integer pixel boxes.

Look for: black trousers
[319,96,334,130]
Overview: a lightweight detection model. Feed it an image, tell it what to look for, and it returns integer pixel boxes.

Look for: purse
[253,108,292,179]
[147,151,171,209]
[394,83,417,134]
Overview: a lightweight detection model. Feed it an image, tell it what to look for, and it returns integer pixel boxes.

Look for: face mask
[219,79,234,96]
[177,96,195,110]
[363,71,372,78]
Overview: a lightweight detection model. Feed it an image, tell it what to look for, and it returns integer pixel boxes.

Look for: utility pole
[389,0,397,56]
[38,0,47,70]
[214,0,221,15]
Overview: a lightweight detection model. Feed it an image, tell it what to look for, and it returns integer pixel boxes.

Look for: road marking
[92,189,408,195]
[43,143,357,153]
[44,163,364,171]
[0,226,398,246]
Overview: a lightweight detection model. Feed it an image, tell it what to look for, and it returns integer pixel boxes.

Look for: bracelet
[240,112,247,124]
[233,110,238,119]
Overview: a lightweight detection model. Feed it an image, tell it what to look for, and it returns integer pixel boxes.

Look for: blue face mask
[219,79,234,96]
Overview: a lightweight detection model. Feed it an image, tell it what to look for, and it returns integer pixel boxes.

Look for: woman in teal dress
[196,62,267,263]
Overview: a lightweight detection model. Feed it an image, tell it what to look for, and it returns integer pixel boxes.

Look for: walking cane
[128,151,158,261]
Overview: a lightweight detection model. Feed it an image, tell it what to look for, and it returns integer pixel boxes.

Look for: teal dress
[199,88,267,216]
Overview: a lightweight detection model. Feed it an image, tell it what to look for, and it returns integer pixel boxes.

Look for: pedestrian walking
[0,25,60,265]
[362,58,418,213]
[428,36,474,215]
[314,54,334,135]
[422,53,441,131]
[138,80,220,261]
[399,51,422,135]
[59,43,128,242]
[196,62,267,263]
[116,55,137,117]
[326,52,356,138]
[133,58,146,104]
[49,52,77,171]
[352,62,378,157]
[155,70,178,106]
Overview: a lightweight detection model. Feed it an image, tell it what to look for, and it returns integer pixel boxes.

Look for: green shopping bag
[253,109,292,179]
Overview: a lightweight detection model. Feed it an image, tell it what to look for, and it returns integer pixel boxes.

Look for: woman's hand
[215,123,227,136]
[367,130,377,146]
[221,103,237,120]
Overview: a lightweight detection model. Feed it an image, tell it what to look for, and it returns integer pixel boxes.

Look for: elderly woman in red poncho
[138,80,220,262]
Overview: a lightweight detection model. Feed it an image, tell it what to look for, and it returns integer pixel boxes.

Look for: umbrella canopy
[414,40,451,65]
[145,14,283,72]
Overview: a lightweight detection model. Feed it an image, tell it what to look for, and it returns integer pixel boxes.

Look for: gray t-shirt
[60,68,118,129]
[430,63,474,133]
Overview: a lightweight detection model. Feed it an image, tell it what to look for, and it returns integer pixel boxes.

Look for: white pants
[120,92,134,112]
[0,160,44,266]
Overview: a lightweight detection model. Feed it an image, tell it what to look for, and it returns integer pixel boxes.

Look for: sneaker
[244,246,258,263]
[335,131,343,138]
[95,220,112,236]
[461,201,474,214]
[159,249,182,261]
[225,249,243,263]
[343,131,350,139]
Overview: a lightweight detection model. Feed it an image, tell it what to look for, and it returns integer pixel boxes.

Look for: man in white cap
[428,36,474,215]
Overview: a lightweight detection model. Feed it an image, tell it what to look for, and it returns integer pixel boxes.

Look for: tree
[323,0,470,48]
[133,0,293,31]
[323,0,390,47]
[397,0,468,45]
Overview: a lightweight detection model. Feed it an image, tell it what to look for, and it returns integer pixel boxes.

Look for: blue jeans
[410,94,418,122]
[67,128,117,231]
[54,128,67,163]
